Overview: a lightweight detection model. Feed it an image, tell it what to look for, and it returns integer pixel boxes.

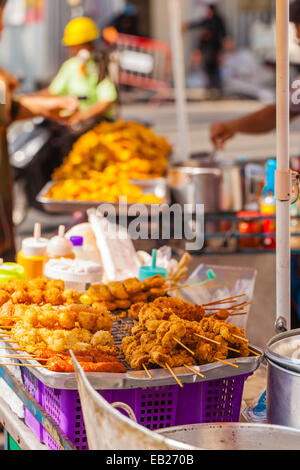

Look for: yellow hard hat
[62,17,100,47]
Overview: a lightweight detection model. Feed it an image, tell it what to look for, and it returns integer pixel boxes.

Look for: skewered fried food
[123,277,141,295]
[33,348,126,373]
[81,275,168,312]
[19,304,113,332]
[10,322,117,355]
[152,297,206,322]
[121,298,250,370]
[141,275,166,290]
[107,281,129,300]
[0,278,80,307]
[45,355,126,373]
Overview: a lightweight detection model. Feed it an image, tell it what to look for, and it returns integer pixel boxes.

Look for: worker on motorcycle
[48,16,118,129]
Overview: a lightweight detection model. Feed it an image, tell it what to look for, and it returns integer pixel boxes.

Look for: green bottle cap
[138,249,168,281]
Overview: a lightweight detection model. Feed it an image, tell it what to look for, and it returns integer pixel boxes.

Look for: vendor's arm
[210,104,278,149]
[11,94,78,122]
[65,100,112,126]
[65,78,117,126]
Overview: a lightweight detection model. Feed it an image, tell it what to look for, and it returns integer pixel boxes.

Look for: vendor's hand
[19,94,79,121]
[64,110,86,128]
[39,95,79,120]
[210,121,236,149]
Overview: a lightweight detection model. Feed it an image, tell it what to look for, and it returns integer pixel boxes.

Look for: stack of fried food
[0,278,80,309]
[47,120,171,204]
[80,275,168,312]
[46,169,164,204]
[52,120,171,181]
[121,297,250,370]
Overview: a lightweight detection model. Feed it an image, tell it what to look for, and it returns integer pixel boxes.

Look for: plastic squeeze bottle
[45,225,75,261]
[260,159,276,250]
[69,236,87,260]
[17,223,48,280]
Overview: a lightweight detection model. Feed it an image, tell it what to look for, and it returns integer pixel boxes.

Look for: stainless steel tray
[0,316,262,390]
[36,179,169,214]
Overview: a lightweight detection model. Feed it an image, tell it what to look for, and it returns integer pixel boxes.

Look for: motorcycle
[8,117,79,225]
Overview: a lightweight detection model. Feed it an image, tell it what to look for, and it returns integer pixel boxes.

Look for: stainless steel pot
[167,159,244,213]
[265,328,300,429]
[158,422,300,450]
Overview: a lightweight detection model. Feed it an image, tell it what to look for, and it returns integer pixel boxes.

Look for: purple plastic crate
[21,367,251,451]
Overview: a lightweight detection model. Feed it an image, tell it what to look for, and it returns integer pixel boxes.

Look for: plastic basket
[21,367,251,450]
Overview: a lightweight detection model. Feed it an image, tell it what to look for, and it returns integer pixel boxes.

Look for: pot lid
[265,328,300,373]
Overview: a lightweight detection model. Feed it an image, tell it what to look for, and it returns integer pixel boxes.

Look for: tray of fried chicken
[0,277,261,390]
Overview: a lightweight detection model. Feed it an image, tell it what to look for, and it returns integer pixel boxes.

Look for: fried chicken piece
[130,292,149,303]
[155,317,187,349]
[153,297,205,322]
[43,288,64,305]
[107,281,129,300]
[46,279,65,291]
[0,290,10,307]
[127,302,144,320]
[148,288,167,301]
[114,299,131,310]
[27,279,48,290]
[62,289,80,305]
[29,289,44,305]
[11,290,31,304]
[91,330,117,354]
[123,277,142,295]
[121,336,151,370]
[141,275,166,290]
[88,284,112,301]
[6,279,28,293]
[92,301,118,311]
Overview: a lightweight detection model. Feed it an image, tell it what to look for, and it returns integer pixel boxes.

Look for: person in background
[48,16,118,129]
[210,0,300,148]
[107,2,139,36]
[0,0,77,261]
[183,3,227,91]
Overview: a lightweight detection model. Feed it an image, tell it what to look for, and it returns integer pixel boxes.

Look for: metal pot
[167,158,244,213]
[158,422,300,450]
[265,328,300,429]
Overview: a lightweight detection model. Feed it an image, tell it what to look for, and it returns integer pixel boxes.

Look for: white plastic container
[44,258,103,292]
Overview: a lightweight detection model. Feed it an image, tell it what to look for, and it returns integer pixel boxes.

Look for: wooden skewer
[227,346,241,354]
[214,357,240,368]
[165,363,183,388]
[232,334,249,343]
[194,333,220,345]
[142,363,153,379]
[0,355,46,361]
[248,348,262,357]
[184,364,206,379]
[229,311,247,316]
[174,338,195,356]
[0,363,45,368]
[0,340,16,343]
[0,347,24,352]
[201,294,246,307]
